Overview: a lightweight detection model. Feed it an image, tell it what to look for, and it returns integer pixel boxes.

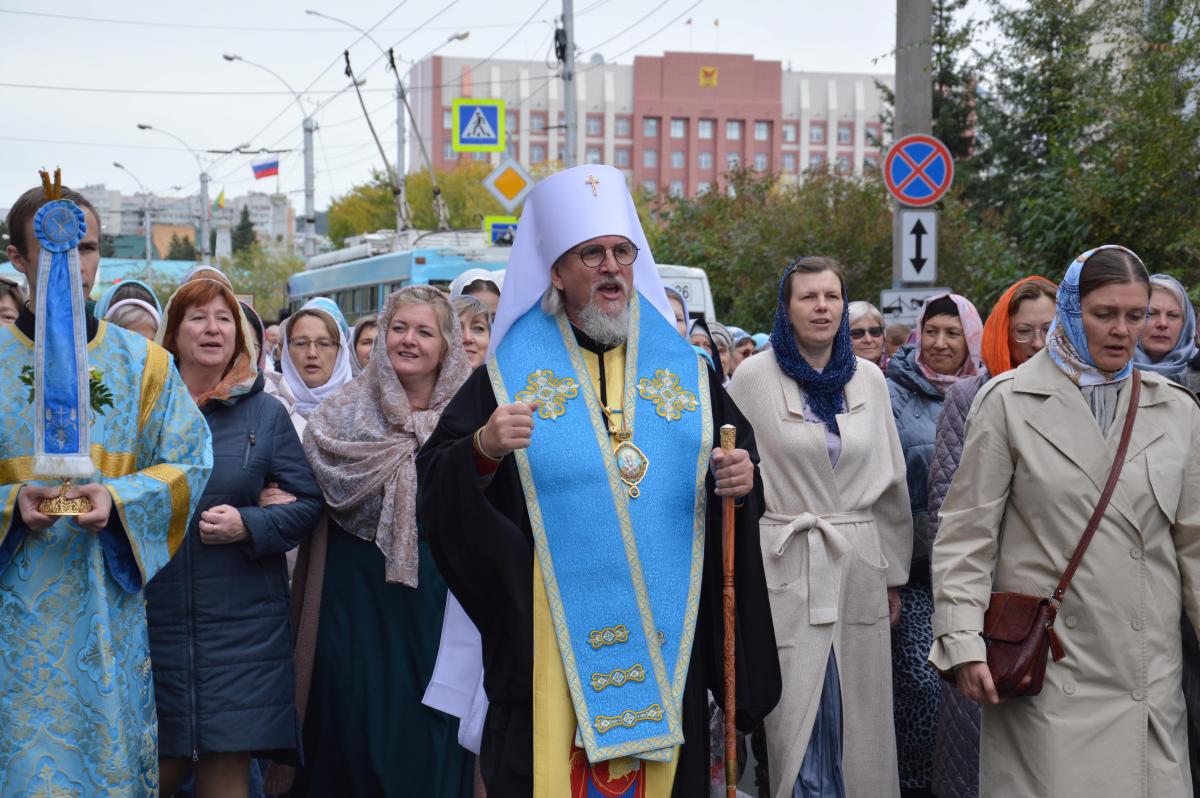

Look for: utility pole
[892,0,932,288]
[143,196,153,278]
[303,116,316,257]
[561,0,578,168]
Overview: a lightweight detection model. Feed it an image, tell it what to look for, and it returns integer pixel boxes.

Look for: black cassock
[416,332,781,797]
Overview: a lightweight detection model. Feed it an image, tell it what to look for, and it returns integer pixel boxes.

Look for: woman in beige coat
[931,245,1200,797]
[730,257,913,798]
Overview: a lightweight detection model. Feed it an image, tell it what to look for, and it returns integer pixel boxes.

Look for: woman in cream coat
[730,257,913,798]
[931,245,1200,797]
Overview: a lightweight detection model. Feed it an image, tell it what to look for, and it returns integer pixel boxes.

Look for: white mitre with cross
[488,164,674,354]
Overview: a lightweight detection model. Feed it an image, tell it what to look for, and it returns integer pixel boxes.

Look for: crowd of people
[2,164,1200,798]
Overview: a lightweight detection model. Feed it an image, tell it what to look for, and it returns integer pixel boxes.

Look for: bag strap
[1053,369,1141,604]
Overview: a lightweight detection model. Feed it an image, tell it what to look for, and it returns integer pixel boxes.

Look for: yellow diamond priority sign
[483,158,535,213]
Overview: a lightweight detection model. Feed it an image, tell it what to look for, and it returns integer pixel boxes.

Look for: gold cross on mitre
[585,174,600,196]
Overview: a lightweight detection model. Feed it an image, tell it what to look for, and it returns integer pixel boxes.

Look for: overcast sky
[0,0,989,213]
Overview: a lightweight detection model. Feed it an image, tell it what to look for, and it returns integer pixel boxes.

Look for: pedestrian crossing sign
[452,98,506,153]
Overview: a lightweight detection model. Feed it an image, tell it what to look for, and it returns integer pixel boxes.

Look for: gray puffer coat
[146,375,323,761]
[926,372,988,798]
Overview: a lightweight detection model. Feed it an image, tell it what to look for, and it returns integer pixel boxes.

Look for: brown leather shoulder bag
[948,369,1141,700]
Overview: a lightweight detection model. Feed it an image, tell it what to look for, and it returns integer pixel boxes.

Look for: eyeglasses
[566,241,639,268]
[288,337,339,352]
[849,326,884,340]
[1010,325,1051,344]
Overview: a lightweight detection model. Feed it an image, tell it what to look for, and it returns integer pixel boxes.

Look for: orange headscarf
[979,276,1057,376]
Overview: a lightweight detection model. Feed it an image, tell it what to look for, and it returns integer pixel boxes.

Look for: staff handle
[720,424,738,798]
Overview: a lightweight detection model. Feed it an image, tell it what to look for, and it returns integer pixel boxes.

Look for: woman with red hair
[925,276,1056,798]
[146,278,323,798]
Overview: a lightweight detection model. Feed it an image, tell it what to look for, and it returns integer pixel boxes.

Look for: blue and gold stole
[489,291,712,764]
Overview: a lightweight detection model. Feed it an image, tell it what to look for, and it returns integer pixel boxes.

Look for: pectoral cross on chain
[585,174,600,196]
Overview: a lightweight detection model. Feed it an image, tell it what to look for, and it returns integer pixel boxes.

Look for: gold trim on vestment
[0,446,136,484]
[139,340,170,436]
[141,464,191,558]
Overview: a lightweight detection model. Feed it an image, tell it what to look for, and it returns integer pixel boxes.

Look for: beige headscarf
[303,285,470,586]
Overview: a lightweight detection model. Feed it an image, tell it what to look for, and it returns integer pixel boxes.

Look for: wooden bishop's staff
[720,423,738,798]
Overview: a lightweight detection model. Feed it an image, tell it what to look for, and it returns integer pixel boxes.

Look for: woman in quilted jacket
[925,276,1056,798]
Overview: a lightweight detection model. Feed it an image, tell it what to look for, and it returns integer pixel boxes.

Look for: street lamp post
[113,161,154,283]
[136,123,211,261]
[223,53,316,258]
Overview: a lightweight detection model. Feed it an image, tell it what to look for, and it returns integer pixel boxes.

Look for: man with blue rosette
[0,171,213,796]
[418,164,781,798]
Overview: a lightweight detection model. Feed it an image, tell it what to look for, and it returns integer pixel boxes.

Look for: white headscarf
[281,299,355,418]
[449,268,504,299]
[488,164,674,354]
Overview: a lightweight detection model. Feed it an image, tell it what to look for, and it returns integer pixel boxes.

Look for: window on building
[836,155,851,173]
[643,149,658,167]
[783,124,797,143]
[442,141,454,160]
[586,115,603,136]
[642,180,658,193]
[754,153,769,171]
[726,152,740,169]
[472,151,488,161]
[643,117,660,137]
[530,144,546,164]
[506,112,517,133]
[669,180,685,197]
[837,125,852,144]
[443,109,452,129]
[783,153,797,172]
[726,120,742,140]
[615,116,631,136]
[531,113,547,132]
[615,148,631,167]
[697,181,711,194]
[586,146,602,164]
[698,119,715,140]
[698,151,713,169]
[810,124,825,144]
[863,155,878,171]
[670,150,685,169]
[754,121,770,141]
[670,118,687,138]
[809,153,826,171]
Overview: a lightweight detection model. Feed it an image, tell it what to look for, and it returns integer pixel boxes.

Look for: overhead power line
[578,0,672,56]
[0,8,541,32]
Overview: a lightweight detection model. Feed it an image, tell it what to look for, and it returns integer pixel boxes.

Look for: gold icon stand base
[39,480,92,517]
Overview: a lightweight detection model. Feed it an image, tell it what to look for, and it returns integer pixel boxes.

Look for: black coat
[146,376,323,760]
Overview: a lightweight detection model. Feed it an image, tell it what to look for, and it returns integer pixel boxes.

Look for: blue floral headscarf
[1047,245,1145,386]
[768,257,857,427]
[1133,273,1197,381]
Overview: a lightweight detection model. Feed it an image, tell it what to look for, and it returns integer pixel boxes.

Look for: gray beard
[576,297,630,347]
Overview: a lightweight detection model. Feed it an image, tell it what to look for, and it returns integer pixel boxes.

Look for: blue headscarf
[1046,245,1142,386]
[1133,273,1197,381]
[768,258,857,427]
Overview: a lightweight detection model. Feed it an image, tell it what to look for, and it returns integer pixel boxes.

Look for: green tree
[166,232,197,261]
[326,162,509,246]
[646,168,1020,331]
[232,206,256,254]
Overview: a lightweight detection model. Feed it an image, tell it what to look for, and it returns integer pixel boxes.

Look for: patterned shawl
[1046,246,1140,386]
[303,286,470,587]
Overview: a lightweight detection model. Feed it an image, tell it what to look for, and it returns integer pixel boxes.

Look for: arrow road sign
[452,98,506,153]
[884,134,954,207]
[901,210,937,284]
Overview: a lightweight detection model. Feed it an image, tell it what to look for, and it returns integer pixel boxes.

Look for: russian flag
[252,157,279,180]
